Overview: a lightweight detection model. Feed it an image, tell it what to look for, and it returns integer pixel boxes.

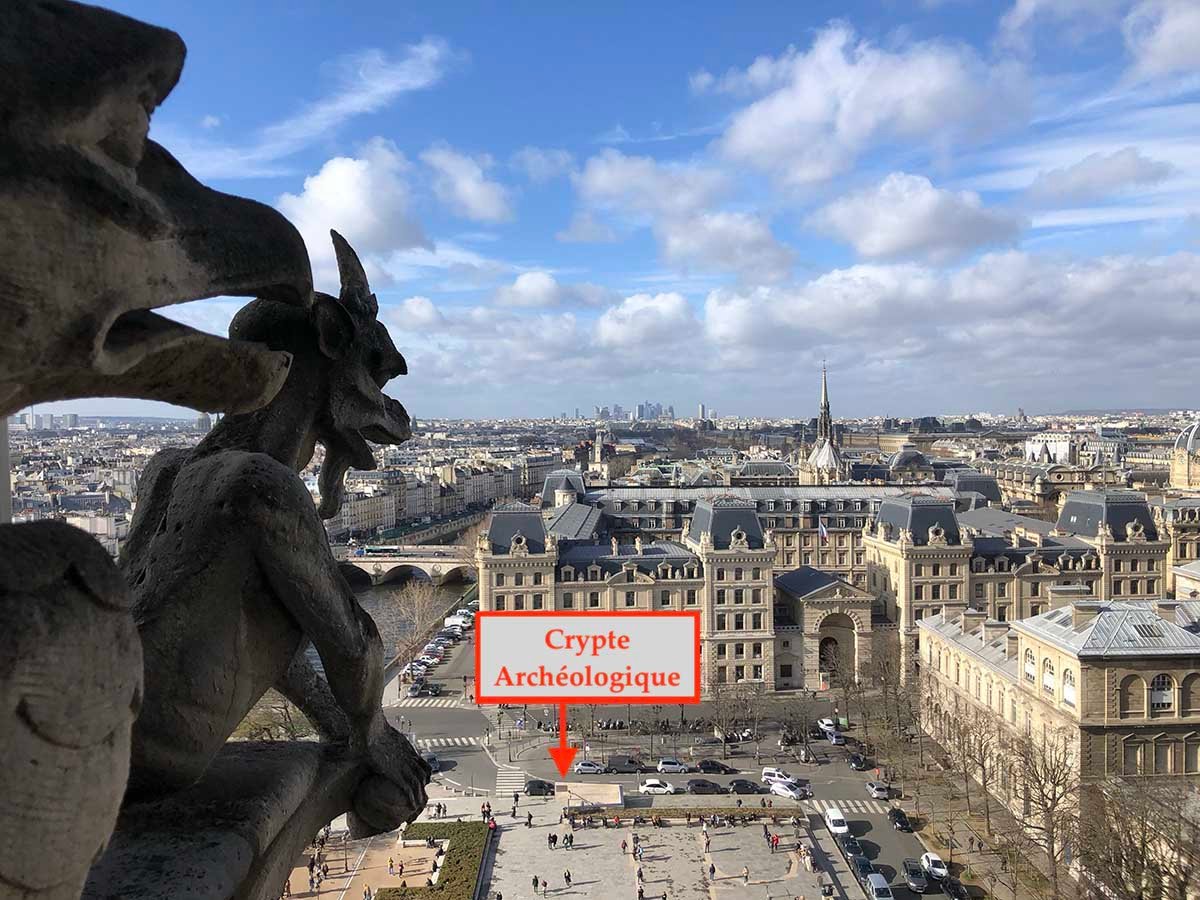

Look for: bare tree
[1012,724,1079,899]
[959,707,1005,834]
[707,677,740,760]
[393,578,444,671]
[988,823,1044,900]
[1078,778,1200,900]
[234,689,315,741]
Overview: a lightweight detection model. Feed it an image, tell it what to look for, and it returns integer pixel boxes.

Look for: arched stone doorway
[815,611,859,684]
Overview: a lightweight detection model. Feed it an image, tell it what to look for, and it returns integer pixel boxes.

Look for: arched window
[1063,670,1076,707]
[955,660,961,685]
[1183,674,1200,717]
[1042,658,1056,695]
[1120,674,1146,718]
[986,678,994,709]
[1024,649,1036,683]
[1151,674,1175,713]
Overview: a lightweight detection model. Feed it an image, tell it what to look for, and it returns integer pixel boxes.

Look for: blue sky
[66,0,1200,419]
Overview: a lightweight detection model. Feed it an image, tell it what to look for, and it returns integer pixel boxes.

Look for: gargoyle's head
[0,0,313,416]
[229,232,410,518]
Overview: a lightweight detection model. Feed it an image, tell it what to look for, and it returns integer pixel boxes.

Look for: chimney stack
[982,619,1009,643]
[1005,631,1019,660]
[1154,599,1179,624]
[1072,600,1104,629]
[960,608,987,635]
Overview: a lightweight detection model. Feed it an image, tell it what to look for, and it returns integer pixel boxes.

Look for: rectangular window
[752,588,762,603]
[562,592,574,609]
[716,589,726,604]
[734,643,745,658]
[659,590,671,606]
[1131,559,1140,572]
[495,573,506,586]
[533,572,543,585]
[589,591,600,608]
[734,589,744,604]
[624,591,636,607]
[997,605,1008,622]
[716,568,725,581]
[997,582,1007,597]
[514,595,525,610]
[752,613,762,629]
[932,564,941,577]
[1130,579,1141,595]
[717,644,726,659]
[1185,742,1199,774]
[532,593,543,610]
[1030,581,1040,597]
[915,564,924,576]
[914,585,924,600]
[950,564,958,576]
[785,552,795,565]
[686,589,697,605]
[716,666,727,684]
[802,553,811,565]
[975,583,985,600]
[495,597,506,610]
[1114,559,1123,572]
[752,642,762,658]
[734,665,745,681]
[753,665,763,679]
[1155,742,1171,774]
[734,614,745,630]
[752,567,761,580]
[931,584,941,600]
[949,584,958,600]
[514,573,524,586]
[717,614,727,630]
[838,552,847,566]
[1147,578,1156,594]
[1124,742,1142,775]
[780,664,793,678]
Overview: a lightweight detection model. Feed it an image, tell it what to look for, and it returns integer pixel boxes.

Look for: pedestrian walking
[531,875,539,892]
[541,877,548,896]
[387,858,394,877]
[622,839,628,854]
[526,812,533,828]
[564,870,572,888]
[638,866,644,882]
[511,804,517,819]
[762,823,769,837]
[969,835,976,852]
[514,791,520,806]
[742,866,749,885]
[397,862,404,878]
[708,862,716,880]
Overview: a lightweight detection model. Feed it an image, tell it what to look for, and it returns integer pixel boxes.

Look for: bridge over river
[334,545,476,587]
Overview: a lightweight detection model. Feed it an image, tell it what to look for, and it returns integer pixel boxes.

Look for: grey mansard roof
[1014,600,1200,658]
[1055,490,1159,541]
[540,469,587,503]
[544,501,604,541]
[486,501,547,554]
[944,470,1002,503]
[686,497,766,549]
[558,540,698,578]
[875,495,961,545]
[774,566,843,599]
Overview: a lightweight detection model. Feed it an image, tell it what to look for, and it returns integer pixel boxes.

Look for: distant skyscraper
[62,413,78,428]
[196,412,212,432]
[698,403,706,420]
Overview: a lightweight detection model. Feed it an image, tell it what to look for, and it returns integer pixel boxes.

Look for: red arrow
[547,703,577,777]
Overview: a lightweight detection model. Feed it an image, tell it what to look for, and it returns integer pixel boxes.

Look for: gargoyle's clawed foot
[347,717,433,837]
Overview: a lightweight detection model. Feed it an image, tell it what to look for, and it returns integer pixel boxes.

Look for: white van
[444,615,472,629]
[865,873,894,899]
[823,806,849,835]
[760,766,798,786]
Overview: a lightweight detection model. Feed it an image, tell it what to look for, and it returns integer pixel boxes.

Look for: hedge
[375,822,490,900]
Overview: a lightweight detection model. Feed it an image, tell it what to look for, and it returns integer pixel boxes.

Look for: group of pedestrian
[386,857,404,879]
[429,802,448,818]
[480,801,493,821]
[766,832,781,853]
[528,872,571,895]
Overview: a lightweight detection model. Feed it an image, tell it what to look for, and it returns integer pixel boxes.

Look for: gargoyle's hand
[348,715,432,838]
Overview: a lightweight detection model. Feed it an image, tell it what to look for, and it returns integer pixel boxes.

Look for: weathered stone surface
[0,0,313,419]
[120,231,428,845]
[0,522,142,899]
[84,743,362,900]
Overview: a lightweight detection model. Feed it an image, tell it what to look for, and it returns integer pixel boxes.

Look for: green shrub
[374,822,490,900]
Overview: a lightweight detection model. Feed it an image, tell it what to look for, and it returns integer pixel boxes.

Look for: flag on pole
[818,517,829,545]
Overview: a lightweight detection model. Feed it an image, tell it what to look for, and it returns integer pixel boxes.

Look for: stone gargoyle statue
[1,2,313,898]
[86,232,429,897]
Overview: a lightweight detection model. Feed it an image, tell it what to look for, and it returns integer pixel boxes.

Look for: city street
[384,631,947,896]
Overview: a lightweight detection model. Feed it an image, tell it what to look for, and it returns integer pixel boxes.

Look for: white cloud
[1026,146,1175,203]
[395,296,445,329]
[421,143,513,222]
[716,24,1028,186]
[493,272,619,308]
[595,293,699,349]
[556,211,617,243]
[811,173,1024,262]
[997,0,1125,54]
[574,149,790,283]
[511,146,575,182]
[277,138,429,291]
[159,39,456,179]
[1124,0,1200,81]
[200,114,221,129]
[659,211,794,282]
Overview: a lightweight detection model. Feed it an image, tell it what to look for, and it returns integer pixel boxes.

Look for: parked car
[865,873,895,899]
[605,755,646,774]
[921,852,949,881]
[823,807,849,836]
[727,779,761,795]
[837,834,864,858]
[761,766,799,786]
[850,855,875,888]
[817,717,837,732]
[902,858,929,893]
[420,752,440,773]
[657,758,689,774]
[638,778,677,795]
[697,759,736,775]
[886,807,911,831]
[769,781,809,801]
[524,779,555,796]
[693,735,721,746]
[572,760,605,775]
[865,781,890,800]
[418,683,443,696]
[686,778,723,795]
[405,683,423,698]
[943,878,970,899]
[827,730,846,745]
[807,725,824,740]
[848,752,869,771]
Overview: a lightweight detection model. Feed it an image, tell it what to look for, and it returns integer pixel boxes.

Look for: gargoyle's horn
[330,229,377,318]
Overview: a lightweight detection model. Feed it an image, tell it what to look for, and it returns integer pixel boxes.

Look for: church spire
[816,361,834,445]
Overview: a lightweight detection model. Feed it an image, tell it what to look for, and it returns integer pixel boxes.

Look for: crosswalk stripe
[415,736,481,748]
[805,799,887,815]
[495,765,528,796]
[394,697,458,708]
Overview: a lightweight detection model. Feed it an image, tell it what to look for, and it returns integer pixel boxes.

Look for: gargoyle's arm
[237,462,384,742]
[277,643,351,743]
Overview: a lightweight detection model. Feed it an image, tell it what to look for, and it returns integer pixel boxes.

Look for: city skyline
[48,0,1200,419]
